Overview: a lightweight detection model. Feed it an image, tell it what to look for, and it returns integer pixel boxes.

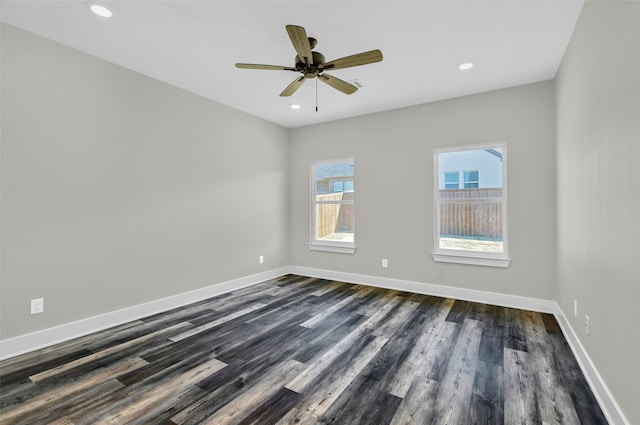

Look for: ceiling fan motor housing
[296,52,326,78]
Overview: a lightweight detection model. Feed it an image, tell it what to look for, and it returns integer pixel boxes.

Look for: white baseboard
[287,265,560,313]
[0,267,288,360]
[555,311,631,425]
[0,265,629,425]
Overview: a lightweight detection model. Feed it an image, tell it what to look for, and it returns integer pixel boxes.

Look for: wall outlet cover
[30,298,44,315]
[584,314,590,335]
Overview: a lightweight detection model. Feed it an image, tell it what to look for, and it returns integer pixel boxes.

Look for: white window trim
[309,158,356,254]
[433,142,510,268]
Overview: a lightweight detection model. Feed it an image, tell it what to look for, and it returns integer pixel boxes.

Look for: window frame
[433,142,510,267]
[309,158,356,254]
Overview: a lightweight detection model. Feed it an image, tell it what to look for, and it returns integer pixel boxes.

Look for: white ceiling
[1,0,584,128]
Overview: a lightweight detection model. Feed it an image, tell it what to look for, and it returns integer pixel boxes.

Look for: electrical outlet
[573,300,578,317]
[30,298,44,315]
[259,255,264,264]
[382,258,388,268]
[584,314,590,335]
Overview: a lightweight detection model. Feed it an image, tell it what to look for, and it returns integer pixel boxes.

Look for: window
[444,171,460,189]
[463,170,479,188]
[433,143,510,267]
[310,159,356,254]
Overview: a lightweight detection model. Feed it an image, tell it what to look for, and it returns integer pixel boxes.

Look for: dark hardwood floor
[0,275,608,425]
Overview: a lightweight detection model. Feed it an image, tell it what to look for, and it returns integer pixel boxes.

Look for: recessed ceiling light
[458,62,474,71]
[290,104,301,110]
[90,4,113,18]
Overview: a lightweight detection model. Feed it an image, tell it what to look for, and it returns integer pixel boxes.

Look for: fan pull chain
[315,78,318,112]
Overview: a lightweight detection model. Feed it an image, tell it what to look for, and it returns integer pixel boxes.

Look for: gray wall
[0,24,290,339]
[290,81,557,300]
[555,2,640,424]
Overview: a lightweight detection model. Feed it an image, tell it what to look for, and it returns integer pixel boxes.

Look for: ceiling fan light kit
[236,25,383,105]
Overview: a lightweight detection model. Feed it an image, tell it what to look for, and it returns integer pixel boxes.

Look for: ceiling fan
[236,25,383,98]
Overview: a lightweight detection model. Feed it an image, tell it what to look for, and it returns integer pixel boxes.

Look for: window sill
[432,252,511,268]
[309,242,356,254]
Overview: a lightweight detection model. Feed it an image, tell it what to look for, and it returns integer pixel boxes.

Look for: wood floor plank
[0,320,145,380]
[477,304,505,366]
[300,286,374,329]
[29,322,190,384]
[235,388,301,425]
[0,357,146,424]
[427,318,483,425]
[0,274,608,425]
[199,359,302,425]
[353,297,436,395]
[61,379,134,423]
[309,279,345,297]
[388,377,439,425]
[169,303,267,342]
[424,320,463,382]
[48,417,75,425]
[468,360,504,425]
[522,310,582,425]
[445,299,474,323]
[282,334,390,423]
[504,307,529,352]
[384,297,455,398]
[83,355,226,425]
[293,312,367,364]
[547,330,609,425]
[284,294,402,394]
[0,348,95,388]
[504,348,542,425]
[321,381,402,425]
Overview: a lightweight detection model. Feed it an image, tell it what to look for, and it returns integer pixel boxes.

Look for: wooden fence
[316,192,354,239]
[316,189,501,240]
[439,188,503,239]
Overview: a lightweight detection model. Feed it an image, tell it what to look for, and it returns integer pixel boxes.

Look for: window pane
[439,201,504,253]
[316,203,354,242]
[315,161,354,195]
[463,170,479,188]
[464,170,479,182]
[444,171,459,184]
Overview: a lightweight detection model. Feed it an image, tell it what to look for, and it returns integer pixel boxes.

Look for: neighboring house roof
[485,148,503,161]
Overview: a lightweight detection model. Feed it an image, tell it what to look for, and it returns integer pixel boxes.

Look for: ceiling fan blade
[321,49,383,71]
[318,73,358,95]
[280,76,306,97]
[236,63,297,71]
[286,25,313,66]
